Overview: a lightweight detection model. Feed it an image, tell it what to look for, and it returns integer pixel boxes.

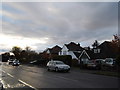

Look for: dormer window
[97,49,100,53]
[94,48,100,53]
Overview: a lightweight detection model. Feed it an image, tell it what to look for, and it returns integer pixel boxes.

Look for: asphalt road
[0,63,119,89]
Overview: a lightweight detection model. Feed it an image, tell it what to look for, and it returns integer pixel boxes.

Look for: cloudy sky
[0,1,118,53]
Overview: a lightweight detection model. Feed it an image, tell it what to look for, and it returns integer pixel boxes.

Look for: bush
[53,55,72,66]
[116,55,120,66]
[71,59,79,67]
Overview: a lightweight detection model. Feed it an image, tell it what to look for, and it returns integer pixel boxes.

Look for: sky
[0,1,118,53]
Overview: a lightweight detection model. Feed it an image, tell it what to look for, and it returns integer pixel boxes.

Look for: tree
[25,46,31,52]
[111,34,120,53]
[112,34,120,47]
[111,34,120,67]
[11,46,22,60]
[20,50,28,62]
[92,40,99,48]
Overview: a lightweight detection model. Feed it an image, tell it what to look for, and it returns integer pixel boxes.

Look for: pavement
[0,63,119,89]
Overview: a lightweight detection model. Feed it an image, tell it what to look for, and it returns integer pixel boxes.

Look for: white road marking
[6,73,14,78]
[2,70,14,78]
[2,70,6,73]
[2,70,37,90]
[18,79,38,90]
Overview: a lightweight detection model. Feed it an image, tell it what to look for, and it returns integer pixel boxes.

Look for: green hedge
[71,59,79,67]
[53,55,72,66]
[116,55,120,66]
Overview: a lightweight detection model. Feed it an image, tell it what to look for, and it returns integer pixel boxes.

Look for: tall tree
[92,40,99,48]
[25,46,31,52]
[11,46,22,59]
[111,34,120,67]
[112,34,120,48]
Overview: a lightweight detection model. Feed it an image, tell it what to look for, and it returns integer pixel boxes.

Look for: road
[0,63,119,89]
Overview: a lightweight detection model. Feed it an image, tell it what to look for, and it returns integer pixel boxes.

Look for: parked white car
[8,59,14,65]
[47,60,70,72]
[104,58,115,67]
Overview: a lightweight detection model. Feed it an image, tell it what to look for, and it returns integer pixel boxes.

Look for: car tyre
[66,69,70,72]
[47,67,50,71]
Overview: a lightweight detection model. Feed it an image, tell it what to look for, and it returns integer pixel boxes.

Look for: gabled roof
[71,41,118,60]
[98,41,117,58]
[78,50,105,60]
[65,42,84,51]
[44,45,62,54]
[50,45,62,54]
[43,48,51,53]
[73,51,82,59]
[85,50,103,59]
[85,41,118,59]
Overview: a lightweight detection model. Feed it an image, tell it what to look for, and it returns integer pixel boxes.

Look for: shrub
[71,59,79,67]
[116,55,120,66]
[53,55,72,66]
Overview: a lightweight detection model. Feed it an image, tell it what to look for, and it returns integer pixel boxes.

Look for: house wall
[68,51,78,59]
[80,53,89,64]
[46,50,50,54]
[60,45,69,55]
[59,45,78,59]
[79,50,90,64]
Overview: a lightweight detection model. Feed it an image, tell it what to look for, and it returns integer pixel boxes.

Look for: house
[42,40,118,65]
[43,45,62,59]
[59,42,84,60]
[98,41,118,59]
[78,41,118,64]
[45,45,62,55]
[59,42,94,64]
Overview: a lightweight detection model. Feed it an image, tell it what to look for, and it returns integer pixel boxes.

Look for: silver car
[104,58,115,67]
[47,60,70,72]
[12,59,20,66]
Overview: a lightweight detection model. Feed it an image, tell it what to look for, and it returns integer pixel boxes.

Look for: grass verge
[92,71,120,77]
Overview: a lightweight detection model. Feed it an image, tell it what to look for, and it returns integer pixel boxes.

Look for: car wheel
[47,67,50,71]
[55,67,58,72]
[66,69,70,72]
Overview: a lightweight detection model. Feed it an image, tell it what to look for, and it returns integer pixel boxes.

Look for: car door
[49,62,53,70]
[53,62,56,70]
[51,62,56,70]
[48,62,52,70]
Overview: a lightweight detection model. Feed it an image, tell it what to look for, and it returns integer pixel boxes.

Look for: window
[94,49,100,53]
[97,49,100,53]
[63,51,67,55]
[94,49,98,53]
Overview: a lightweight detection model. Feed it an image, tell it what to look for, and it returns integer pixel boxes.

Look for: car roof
[49,60,63,62]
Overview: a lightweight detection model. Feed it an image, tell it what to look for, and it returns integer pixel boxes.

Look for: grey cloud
[2,2,118,50]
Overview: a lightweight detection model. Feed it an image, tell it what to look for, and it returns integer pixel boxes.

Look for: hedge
[53,55,72,66]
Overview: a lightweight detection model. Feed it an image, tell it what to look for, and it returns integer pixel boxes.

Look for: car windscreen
[13,60,19,62]
[105,59,113,62]
[55,62,64,64]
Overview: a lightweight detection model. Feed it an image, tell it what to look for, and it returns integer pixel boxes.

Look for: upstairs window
[94,49,100,53]
[63,51,67,55]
